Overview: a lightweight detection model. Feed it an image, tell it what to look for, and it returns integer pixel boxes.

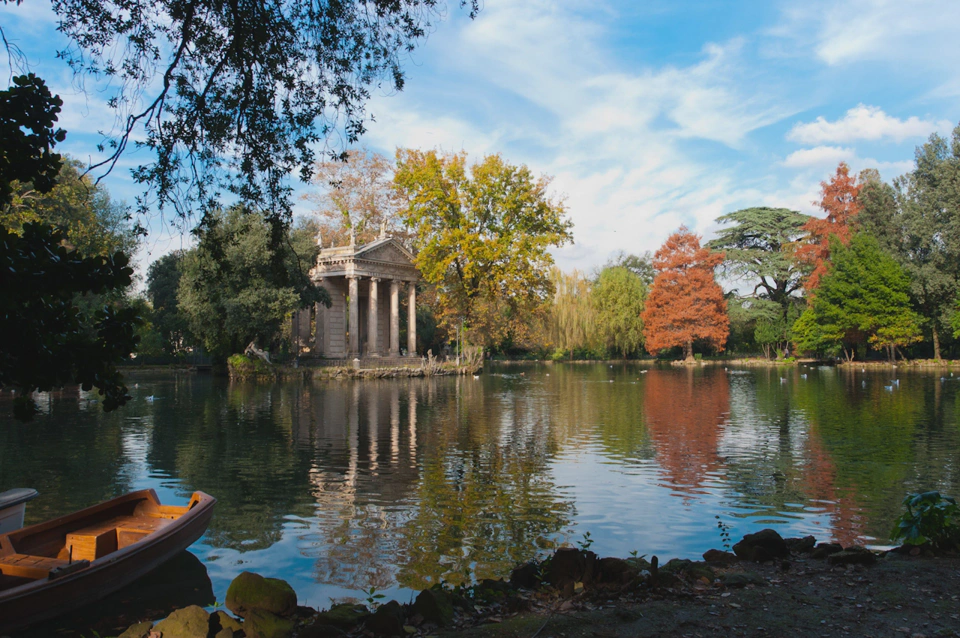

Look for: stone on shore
[547,548,598,587]
[152,605,211,638]
[827,546,878,566]
[703,549,738,564]
[225,571,297,618]
[366,600,406,636]
[244,608,296,638]
[211,610,244,635]
[118,621,154,638]
[811,542,844,559]
[732,529,789,562]
[509,561,540,589]
[597,557,640,584]
[414,588,454,626]
[314,602,370,630]
[785,535,817,553]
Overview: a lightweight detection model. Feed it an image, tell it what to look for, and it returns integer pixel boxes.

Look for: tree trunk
[933,324,941,361]
[684,340,694,362]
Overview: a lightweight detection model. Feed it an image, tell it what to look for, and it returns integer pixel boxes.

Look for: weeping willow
[548,268,597,353]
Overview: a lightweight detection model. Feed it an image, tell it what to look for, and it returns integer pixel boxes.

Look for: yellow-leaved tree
[394,150,573,351]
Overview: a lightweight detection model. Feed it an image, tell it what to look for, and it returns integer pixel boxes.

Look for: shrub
[890,491,960,551]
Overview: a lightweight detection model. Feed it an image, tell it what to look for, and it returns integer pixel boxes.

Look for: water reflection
[1,365,959,609]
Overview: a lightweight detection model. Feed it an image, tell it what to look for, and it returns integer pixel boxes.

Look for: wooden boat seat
[0,554,69,580]
[64,516,174,562]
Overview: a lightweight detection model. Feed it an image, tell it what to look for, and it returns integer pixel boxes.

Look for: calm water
[2,363,960,617]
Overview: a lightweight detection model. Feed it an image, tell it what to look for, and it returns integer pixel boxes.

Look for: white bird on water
[780,377,787,383]
[884,385,893,392]
[800,374,807,379]
[145,395,156,402]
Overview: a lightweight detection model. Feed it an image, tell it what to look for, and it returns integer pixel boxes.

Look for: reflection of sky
[3,365,960,613]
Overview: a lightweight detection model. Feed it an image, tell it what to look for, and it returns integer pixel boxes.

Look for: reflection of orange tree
[395,378,572,590]
[643,369,729,493]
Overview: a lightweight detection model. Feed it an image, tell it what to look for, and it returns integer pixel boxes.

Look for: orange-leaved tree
[642,227,728,361]
[795,162,863,292]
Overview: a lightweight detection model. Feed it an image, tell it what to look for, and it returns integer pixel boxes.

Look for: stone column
[389,280,401,357]
[314,278,326,353]
[367,277,380,356]
[348,276,360,358]
[407,282,417,357]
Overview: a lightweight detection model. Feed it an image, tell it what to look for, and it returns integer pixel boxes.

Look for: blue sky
[2,0,958,281]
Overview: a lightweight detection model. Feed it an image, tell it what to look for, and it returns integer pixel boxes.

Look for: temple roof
[310,236,419,282]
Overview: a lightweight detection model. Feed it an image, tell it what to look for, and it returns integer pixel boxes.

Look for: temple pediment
[354,238,416,266]
[312,236,419,282]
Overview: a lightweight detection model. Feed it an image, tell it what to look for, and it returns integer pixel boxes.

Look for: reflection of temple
[287,380,428,591]
[292,229,421,359]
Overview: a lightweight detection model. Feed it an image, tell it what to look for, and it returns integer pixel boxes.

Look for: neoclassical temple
[295,231,420,360]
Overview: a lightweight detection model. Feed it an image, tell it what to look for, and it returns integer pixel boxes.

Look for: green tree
[592,266,646,357]
[177,207,329,360]
[394,150,573,351]
[547,268,596,358]
[890,132,959,360]
[0,223,139,420]
[791,234,922,362]
[146,251,193,355]
[707,207,811,319]
[606,251,655,288]
[30,0,476,226]
[0,75,140,421]
[1,158,136,258]
[0,75,65,205]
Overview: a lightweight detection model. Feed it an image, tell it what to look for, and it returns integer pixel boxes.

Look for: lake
[2,362,959,619]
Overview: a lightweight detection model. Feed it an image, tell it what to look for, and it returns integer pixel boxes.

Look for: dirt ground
[438,552,960,638]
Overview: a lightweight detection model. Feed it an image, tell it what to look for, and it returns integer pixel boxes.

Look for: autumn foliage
[795,162,863,292]
[642,227,728,360]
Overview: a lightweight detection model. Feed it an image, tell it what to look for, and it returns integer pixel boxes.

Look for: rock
[366,600,405,636]
[225,571,297,618]
[660,558,692,575]
[315,603,370,630]
[118,621,154,638]
[719,572,767,588]
[827,546,877,566]
[211,610,243,635]
[413,588,454,626]
[244,609,296,638]
[546,548,598,587]
[811,542,844,559]
[703,549,738,564]
[213,629,236,638]
[732,529,789,562]
[785,535,817,553]
[152,605,211,638]
[509,562,540,589]
[597,557,639,584]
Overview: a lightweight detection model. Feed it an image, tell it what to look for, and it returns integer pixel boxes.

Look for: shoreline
[99,530,959,638]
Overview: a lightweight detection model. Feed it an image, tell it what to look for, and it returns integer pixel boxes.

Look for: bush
[891,491,960,551]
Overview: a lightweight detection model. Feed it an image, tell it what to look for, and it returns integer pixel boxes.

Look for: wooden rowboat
[0,489,216,633]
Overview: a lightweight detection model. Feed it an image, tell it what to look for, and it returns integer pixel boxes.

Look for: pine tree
[642,228,728,361]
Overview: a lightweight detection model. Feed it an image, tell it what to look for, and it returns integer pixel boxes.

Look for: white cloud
[787,105,947,145]
[773,0,960,70]
[783,145,854,168]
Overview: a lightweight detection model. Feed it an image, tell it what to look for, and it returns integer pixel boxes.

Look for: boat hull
[0,489,215,633]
